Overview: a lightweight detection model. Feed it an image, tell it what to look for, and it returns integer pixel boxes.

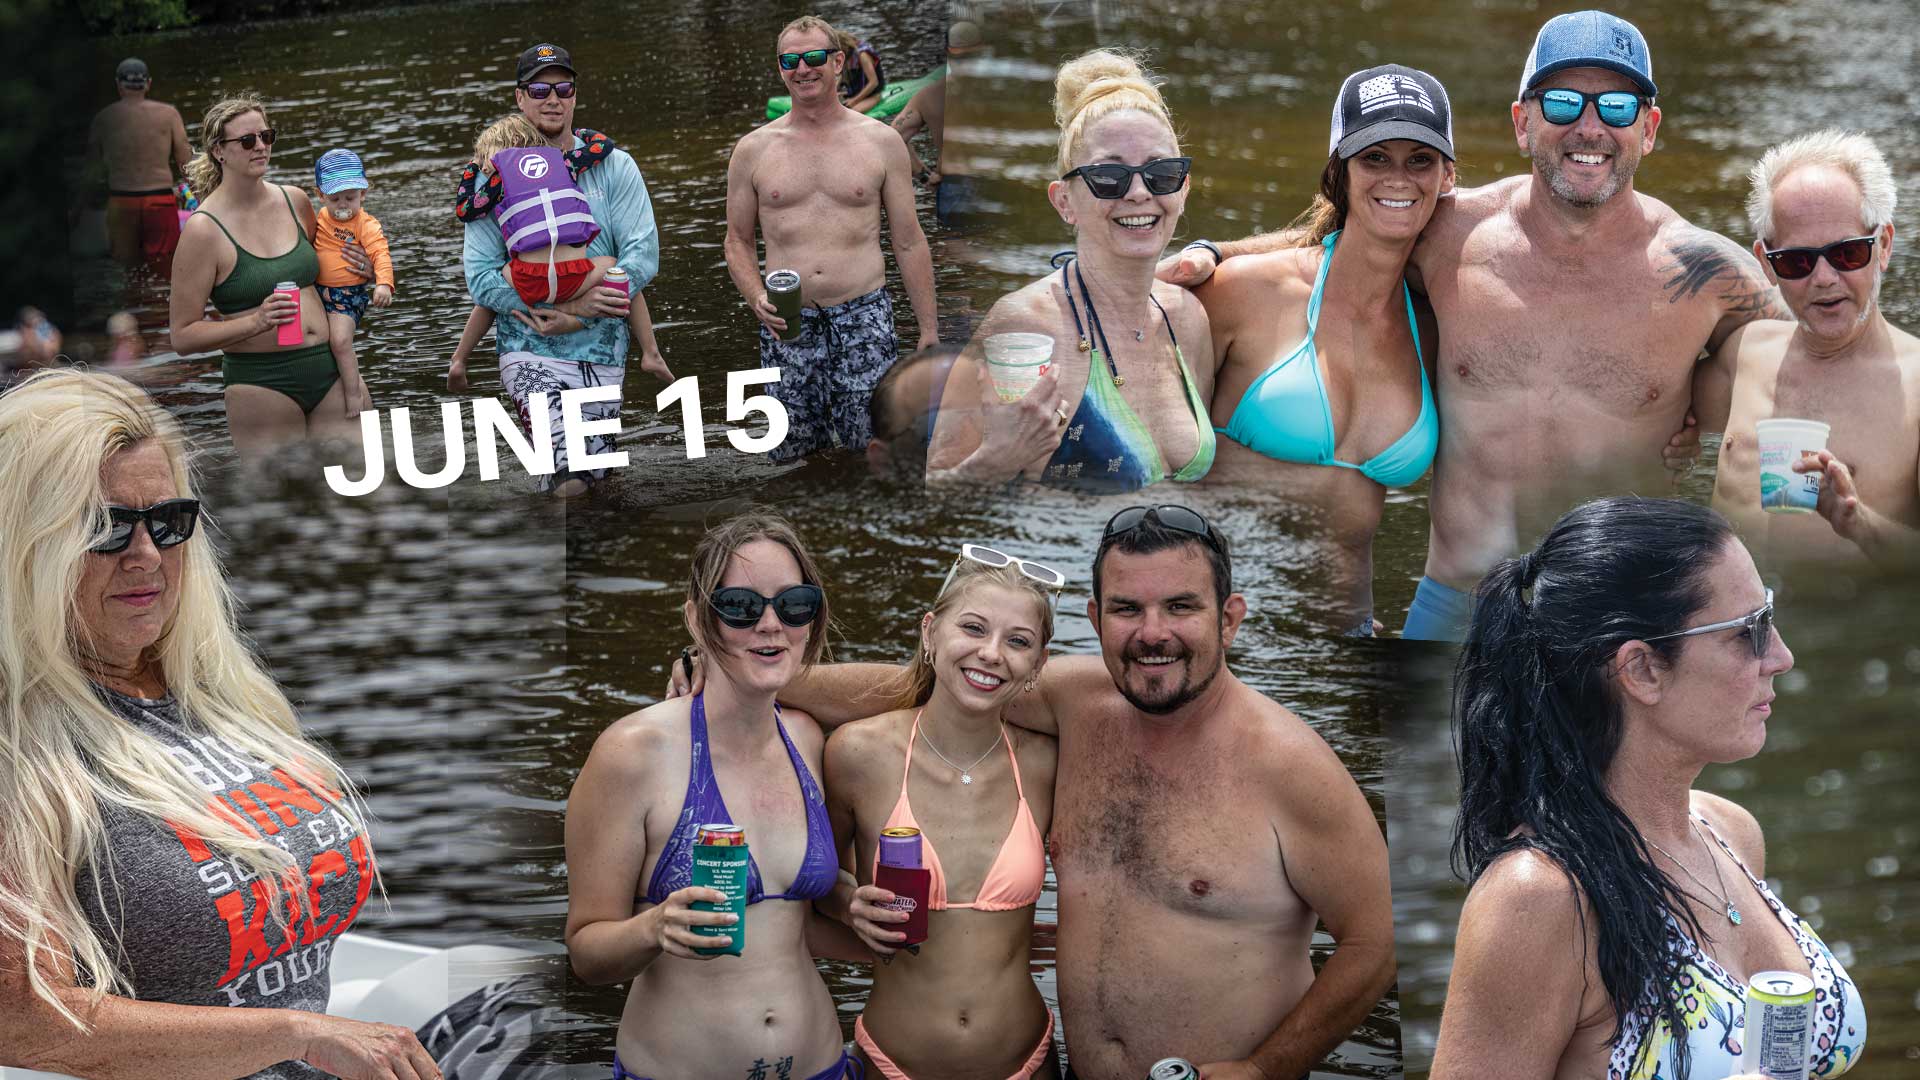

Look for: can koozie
[689,841,749,956]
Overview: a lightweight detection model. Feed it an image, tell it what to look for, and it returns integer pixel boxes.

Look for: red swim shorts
[510,257,596,306]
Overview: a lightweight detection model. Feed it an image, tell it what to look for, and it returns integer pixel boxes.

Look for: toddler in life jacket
[448,114,671,390]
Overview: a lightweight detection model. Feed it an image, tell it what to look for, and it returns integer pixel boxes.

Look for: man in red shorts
[87,58,192,275]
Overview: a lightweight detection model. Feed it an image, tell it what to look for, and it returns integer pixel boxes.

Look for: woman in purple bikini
[564,512,859,1079]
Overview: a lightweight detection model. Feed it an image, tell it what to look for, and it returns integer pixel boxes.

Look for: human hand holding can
[872,826,931,948]
[689,824,749,956]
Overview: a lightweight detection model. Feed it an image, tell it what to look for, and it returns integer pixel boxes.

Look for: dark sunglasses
[217,128,276,150]
[1643,588,1775,660]
[1103,504,1224,555]
[1762,235,1876,281]
[710,584,824,629]
[1524,88,1648,128]
[92,499,201,554]
[778,49,835,71]
[1061,157,1192,200]
[518,80,576,100]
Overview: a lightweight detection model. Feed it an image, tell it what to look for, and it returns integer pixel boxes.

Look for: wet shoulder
[1465,845,1594,943]
[1691,789,1766,875]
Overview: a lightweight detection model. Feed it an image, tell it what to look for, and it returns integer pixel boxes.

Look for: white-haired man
[1693,129,1919,566]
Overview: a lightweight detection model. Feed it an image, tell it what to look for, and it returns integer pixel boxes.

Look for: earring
[923,648,932,664]
[1024,677,1036,693]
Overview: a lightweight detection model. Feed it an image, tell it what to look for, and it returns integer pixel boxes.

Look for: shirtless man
[726,14,938,462]
[1694,129,1919,567]
[682,507,1394,1079]
[87,58,193,273]
[1164,10,1787,639]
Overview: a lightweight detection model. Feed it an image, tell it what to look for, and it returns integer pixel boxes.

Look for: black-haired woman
[1432,497,1865,1080]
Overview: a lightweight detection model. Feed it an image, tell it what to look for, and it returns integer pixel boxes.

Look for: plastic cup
[1755,417,1831,514]
[983,333,1054,402]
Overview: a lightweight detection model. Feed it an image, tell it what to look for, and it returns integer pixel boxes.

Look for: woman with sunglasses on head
[823,547,1063,1080]
[170,93,373,458]
[1184,65,1451,637]
[0,370,436,1080]
[565,512,859,1080]
[928,49,1218,494]
[1432,496,1865,1080]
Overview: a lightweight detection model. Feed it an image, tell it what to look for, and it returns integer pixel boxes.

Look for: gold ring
[1054,406,1070,427]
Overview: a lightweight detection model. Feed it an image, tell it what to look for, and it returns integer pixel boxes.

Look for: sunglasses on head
[1643,588,1775,660]
[939,543,1068,600]
[709,584,824,629]
[1524,88,1648,128]
[778,49,835,71]
[1061,157,1192,200]
[1103,504,1224,554]
[519,80,576,100]
[92,499,201,554]
[217,128,276,150]
[1762,235,1876,281]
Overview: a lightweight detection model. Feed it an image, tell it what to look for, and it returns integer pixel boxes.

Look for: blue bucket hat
[1519,10,1658,99]
[314,148,369,195]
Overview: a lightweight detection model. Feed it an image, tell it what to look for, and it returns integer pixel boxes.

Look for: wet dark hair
[1091,514,1232,612]
[1450,496,1737,1079]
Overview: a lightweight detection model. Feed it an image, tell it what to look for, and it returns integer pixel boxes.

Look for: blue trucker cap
[1519,10,1658,99]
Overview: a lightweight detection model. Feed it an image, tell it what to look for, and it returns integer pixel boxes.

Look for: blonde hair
[1747,129,1897,245]
[474,113,545,171]
[1053,49,1178,175]
[780,14,839,48]
[184,93,268,200]
[884,560,1057,710]
[0,369,372,1028]
[684,512,831,671]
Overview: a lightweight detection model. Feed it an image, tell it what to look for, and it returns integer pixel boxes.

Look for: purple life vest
[490,146,600,255]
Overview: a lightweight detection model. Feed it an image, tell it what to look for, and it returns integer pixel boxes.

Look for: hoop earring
[1024,678,1036,693]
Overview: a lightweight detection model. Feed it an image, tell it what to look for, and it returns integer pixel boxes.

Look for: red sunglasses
[1762,234,1876,280]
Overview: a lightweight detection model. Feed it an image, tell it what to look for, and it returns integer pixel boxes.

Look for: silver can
[603,267,630,295]
[1740,970,1814,1080]
[1147,1059,1199,1080]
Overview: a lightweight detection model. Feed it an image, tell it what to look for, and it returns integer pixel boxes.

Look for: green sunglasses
[778,49,836,71]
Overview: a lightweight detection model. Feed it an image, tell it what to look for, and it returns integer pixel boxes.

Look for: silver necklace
[919,725,1001,786]
[1645,820,1743,925]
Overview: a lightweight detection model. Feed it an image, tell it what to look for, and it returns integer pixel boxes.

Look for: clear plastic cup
[1755,417,1831,514]
[983,333,1054,402]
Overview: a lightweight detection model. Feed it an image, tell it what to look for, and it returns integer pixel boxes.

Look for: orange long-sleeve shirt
[313,207,395,290]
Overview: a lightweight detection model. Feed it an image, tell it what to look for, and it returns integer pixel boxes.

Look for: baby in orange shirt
[312,148,393,417]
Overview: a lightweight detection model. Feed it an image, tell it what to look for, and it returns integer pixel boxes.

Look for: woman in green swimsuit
[169,93,369,458]
[927,49,1218,494]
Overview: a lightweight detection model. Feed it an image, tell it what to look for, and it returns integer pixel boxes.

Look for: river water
[74,0,1918,1077]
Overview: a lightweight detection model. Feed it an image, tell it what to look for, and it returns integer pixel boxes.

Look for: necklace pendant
[1727,903,1742,925]
[1133,328,1145,341]
[1113,375,1126,387]
[960,773,973,785]
[1078,338,1091,353]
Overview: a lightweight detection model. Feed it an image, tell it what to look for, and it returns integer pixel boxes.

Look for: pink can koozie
[603,267,631,296]
[272,281,302,346]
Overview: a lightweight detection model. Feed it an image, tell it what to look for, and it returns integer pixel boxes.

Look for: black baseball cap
[516,43,575,84]
[116,58,150,87]
[1329,64,1455,161]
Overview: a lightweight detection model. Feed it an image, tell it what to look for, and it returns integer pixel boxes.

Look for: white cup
[983,333,1054,403]
[1755,417,1831,514]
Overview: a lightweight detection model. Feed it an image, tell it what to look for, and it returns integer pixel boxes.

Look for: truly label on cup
[1755,417,1830,514]
[983,332,1054,403]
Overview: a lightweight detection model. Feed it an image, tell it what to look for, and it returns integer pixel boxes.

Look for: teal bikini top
[1215,230,1437,489]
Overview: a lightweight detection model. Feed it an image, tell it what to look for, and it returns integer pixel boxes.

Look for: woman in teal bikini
[1179,64,1450,636]
[927,49,1217,494]
[169,93,369,458]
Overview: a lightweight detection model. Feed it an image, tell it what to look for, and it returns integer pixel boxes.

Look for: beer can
[603,267,631,295]
[878,826,923,868]
[1740,970,1814,1080]
[697,824,746,846]
[690,824,749,956]
[272,280,302,346]
[1147,1059,1199,1080]
[765,268,804,342]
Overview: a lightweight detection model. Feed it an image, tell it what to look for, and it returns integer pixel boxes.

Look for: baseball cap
[314,148,369,195]
[947,21,984,54]
[1330,64,1454,161]
[1519,11,1657,98]
[516,43,576,84]
[116,58,150,87]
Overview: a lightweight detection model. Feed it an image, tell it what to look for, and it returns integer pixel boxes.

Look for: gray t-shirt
[75,688,373,1079]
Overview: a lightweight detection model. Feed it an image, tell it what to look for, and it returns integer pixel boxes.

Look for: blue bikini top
[1215,230,1438,489]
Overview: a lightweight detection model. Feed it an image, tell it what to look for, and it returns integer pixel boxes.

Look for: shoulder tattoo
[1662,230,1791,322]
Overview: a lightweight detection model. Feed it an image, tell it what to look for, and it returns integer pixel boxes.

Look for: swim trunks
[319,283,373,323]
[498,351,624,492]
[106,189,181,273]
[855,1011,1051,1080]
[757,286,900,462]
[222,342,338,414]
[1402,575,1470,642]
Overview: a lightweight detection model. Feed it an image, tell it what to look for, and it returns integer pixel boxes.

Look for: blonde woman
[0,370,435,1079]
[170,93,371,457]
[928,49,1217,493]
[826,549,1063,1080]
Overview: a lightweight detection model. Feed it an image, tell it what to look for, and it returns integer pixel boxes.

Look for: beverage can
[766,269,804,342]
[697,824,746,846]
[872,825,931,947]
[1147,1058,1199,1080]
[1740,970,1815,1080]
[689,825,749,956]
[603,267,631,295]
[878,826,923,868]
[272,280,302,346]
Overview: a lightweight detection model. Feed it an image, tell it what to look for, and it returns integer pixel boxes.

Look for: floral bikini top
[452,127,615,223]
[1609,813,1866,1080]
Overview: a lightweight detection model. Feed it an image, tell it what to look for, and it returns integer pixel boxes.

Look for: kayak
[0,933,531,1080]
[766,64,945,121]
